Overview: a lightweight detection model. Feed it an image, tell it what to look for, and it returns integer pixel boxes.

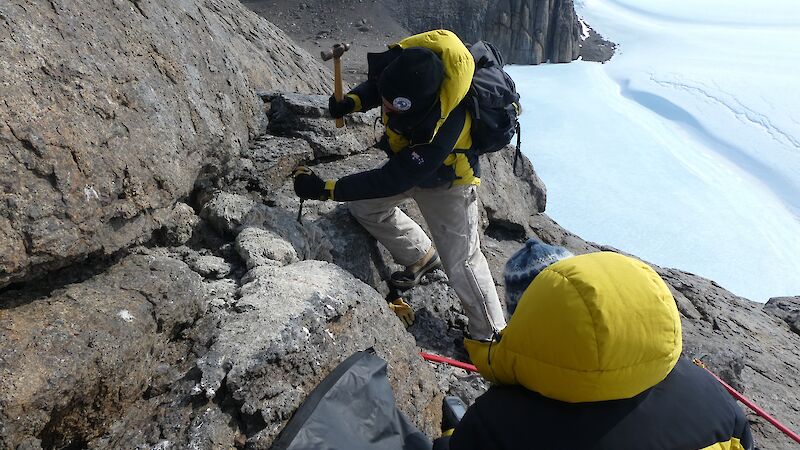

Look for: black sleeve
[332,106,466,202]
[432,436,450,450]
[735,404,755,450]
[448,402,494,450]
[350,80,381,112]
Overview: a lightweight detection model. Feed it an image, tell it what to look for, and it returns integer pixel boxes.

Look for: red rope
[420,352,800,445]
[420,352,478,373]
[693,361,800,445]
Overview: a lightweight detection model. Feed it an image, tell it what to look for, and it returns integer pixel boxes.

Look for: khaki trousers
[349,184,507,340]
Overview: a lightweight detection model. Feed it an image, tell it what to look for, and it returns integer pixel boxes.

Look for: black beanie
[379,47,444,116]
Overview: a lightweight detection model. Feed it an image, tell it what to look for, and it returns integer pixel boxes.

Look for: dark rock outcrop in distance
[240,0,615,80]
[386,0,582,64]
[764,296,800,336]
[0,0,332,289]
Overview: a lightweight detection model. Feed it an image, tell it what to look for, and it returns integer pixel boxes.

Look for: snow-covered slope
[509,0,800,301]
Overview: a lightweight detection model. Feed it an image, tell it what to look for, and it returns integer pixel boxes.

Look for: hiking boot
[390,247,442,289]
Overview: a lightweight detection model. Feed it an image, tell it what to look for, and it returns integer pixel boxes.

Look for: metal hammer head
[320,43,350,61]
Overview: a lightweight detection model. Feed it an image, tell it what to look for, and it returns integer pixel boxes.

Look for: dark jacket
[453,253,754,450]
[331,30,480,202]
[444,357,753,450]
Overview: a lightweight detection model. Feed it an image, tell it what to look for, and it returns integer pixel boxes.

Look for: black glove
[292,166,332,200]
[328,95,355,119]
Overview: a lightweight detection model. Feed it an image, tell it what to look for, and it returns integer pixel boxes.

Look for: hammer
[321,43,350,128]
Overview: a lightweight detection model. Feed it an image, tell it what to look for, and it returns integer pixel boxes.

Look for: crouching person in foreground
[444,240,754,450]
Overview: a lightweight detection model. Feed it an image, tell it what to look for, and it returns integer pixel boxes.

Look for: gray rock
[235,227,299,269]
[200,191,332,263]
[579,24,617,63]
[186,254,233,279]
[197,260,441,448]
[267,93,381,158]
[200,192,258,235]
[386,0,582,64]
[0,255,206,449]
[0,0,332,288]
[235,134,315,195]
[764,296,800,336]
[205,278,239,309]
[480,148,547,237]
[160,202,200,246]
[242,202,333,262]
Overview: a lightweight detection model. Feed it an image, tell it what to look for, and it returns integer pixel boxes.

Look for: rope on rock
[692,359,800,445]
[419,352,800,445]
[420,352,478,373]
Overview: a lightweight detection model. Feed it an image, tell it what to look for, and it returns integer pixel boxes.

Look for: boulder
[0,0,331,288]
[479,147,547,238]
[764,296,800,336]
[200,191,332,262]
[235,227,299,269]
[196,260,442,448]
[0,255,206,449]
[231,134,315,197]
[267,93,381,158]
[158,202,200,247]
[200,192,259,236]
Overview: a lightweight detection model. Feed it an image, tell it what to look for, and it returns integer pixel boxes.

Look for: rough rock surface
[0,255,206,449]
[1,4,797,449]
[479,148,547,238]
[0,0,331,288]
[764,296,800,336]
[387,0,582,64]
[197,261,441,447]
[267,92,381,158]
[235,226,299,268]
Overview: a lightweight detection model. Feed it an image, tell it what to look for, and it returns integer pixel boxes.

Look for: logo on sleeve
[410,151,424,165]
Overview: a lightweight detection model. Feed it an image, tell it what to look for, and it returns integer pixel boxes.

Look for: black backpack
[466,41,523,173]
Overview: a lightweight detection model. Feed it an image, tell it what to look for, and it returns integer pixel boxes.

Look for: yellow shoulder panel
[699,438,746,450]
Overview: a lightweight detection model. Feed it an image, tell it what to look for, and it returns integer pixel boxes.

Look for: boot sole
[390,253,442,289]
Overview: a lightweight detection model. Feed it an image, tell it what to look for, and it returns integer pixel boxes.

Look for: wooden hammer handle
[333,57,344,128]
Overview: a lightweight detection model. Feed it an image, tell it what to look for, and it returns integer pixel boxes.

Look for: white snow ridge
[508,0,800,301]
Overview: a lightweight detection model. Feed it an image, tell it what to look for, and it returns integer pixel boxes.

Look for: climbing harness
[419,352,800,445]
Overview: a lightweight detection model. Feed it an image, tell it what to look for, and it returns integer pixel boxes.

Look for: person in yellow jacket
[439,239,754,450]
[293,30,506,340]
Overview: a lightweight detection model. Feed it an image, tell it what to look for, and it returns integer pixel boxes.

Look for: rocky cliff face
[387,0,582,64]
[0,2,797,449]
[0,0,331,288]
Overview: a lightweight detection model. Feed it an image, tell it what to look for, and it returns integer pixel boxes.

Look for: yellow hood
[390,30,474,139]
[466,252,682,403]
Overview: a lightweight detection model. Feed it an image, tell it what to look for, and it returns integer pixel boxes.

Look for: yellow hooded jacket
[459,252,751,450]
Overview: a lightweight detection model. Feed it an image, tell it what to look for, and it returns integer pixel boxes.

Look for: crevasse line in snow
[651,78,800,151]
[617,79,800,218]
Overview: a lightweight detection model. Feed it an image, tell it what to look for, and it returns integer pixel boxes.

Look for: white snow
[509,0,800,302]
[117,309,135,322]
